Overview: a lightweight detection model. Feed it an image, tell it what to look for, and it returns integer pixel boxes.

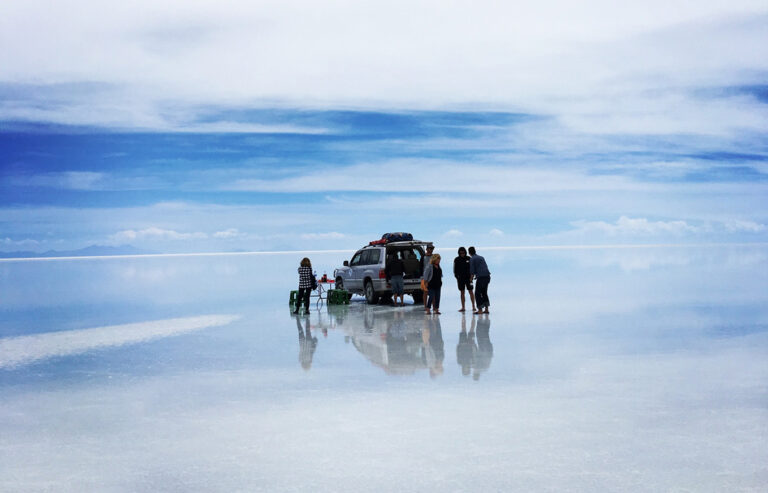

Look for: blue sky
[1,1,767,253]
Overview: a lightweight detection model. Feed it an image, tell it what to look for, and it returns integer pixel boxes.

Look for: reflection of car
[333,235,433,304]
[327,304,442,376]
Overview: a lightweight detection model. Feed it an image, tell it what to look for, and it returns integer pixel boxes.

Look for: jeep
[333,237,433,304]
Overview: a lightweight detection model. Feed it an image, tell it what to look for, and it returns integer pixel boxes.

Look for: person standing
[468,246,491,314]
[421,244,434,309]
[424,253,443,314]
[453,246,477,313]
[386,252,407,306]
[294,257,315,315]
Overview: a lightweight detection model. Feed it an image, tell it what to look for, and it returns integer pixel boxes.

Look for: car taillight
[379,269,386,279]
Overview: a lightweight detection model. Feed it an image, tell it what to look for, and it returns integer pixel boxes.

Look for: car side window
[350,252,363,266]
[368,249,381,265]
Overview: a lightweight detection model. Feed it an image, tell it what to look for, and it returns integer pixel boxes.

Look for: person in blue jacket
[468,247,490,314]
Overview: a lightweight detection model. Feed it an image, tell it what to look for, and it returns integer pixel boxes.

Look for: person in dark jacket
[453,246,477,313]
[424,253,443,314]
[294,257,315,315]
[468,246,491,314]
[386,252,407,306]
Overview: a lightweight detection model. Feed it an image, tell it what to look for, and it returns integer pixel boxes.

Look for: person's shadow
[296,316,318,371]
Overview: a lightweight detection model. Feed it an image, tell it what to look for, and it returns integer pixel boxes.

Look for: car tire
[364,280,380,304]
[335,277,344,290]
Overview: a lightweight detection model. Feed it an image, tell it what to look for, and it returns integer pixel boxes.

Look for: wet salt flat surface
[1,246,767,491]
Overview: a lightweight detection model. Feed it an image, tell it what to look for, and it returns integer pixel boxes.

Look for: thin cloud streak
[4,243,767,263]
[227,161,644,193]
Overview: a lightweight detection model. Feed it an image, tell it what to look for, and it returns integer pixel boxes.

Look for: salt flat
[1,246,766,491]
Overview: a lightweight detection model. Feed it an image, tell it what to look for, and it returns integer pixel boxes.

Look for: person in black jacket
[385,252,407,306]
[453,247,477,313]
[424,254,443,314]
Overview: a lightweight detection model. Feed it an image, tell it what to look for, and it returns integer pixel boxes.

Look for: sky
[1,0,767,254]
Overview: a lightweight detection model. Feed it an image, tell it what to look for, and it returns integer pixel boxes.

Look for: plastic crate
[327,289,350,305]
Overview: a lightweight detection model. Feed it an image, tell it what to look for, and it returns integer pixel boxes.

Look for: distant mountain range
[0,245,155,259]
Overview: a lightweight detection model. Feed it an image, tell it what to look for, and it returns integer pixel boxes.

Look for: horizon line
[2,242,767,262]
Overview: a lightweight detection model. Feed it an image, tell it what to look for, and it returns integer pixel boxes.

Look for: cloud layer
[1,1,767,252]
[1,1,767,132]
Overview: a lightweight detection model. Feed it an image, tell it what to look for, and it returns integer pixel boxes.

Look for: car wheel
[335,277,344,290]
[364,280,380,304]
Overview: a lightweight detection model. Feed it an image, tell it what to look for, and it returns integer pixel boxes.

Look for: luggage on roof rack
[381,232,413,242]
[369,232,415,245]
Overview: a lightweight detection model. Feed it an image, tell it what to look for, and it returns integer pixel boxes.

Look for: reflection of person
[386,252,406,306]
[294,257,315,315]
[421,315,444,378]
[388,309,407,338]
[468,247,491,314]
[424,254,443,314]
[456,315,477,377]
[296,316,318,371]
[454,247,477,313]
[473,314,493,380]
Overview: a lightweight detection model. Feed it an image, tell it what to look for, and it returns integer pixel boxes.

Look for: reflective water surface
[1,246,767,491]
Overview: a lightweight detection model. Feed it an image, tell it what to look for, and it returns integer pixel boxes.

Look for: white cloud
[723,219,766,233]
[11,172,105,190]
[300,232,345,240]
[489,229,504,237]
[110,227,209,243]
[570,216,701,236]
[228,160,644,194]
[443,229,463,238]
[0,1,766,135]
[2,237,40,248]
[212,228,245,239]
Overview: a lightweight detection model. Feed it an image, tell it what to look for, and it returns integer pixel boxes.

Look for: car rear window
[393,247,422,262]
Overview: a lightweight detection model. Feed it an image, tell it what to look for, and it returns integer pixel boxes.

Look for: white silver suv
[333,239,433,304]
